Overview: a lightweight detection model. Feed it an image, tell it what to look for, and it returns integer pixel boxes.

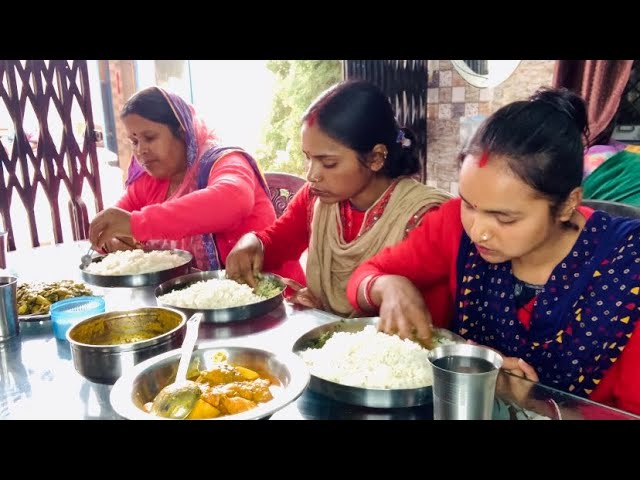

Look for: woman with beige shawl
[226,80,453,323]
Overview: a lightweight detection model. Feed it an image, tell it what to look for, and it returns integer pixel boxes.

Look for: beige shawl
[306,177,452,316]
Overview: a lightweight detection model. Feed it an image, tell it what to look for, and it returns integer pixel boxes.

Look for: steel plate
[79,249,193,288]
[292,317,465,408]
[154,270,285,324]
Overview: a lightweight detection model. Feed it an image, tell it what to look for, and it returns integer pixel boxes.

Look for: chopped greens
[253,277,284,299]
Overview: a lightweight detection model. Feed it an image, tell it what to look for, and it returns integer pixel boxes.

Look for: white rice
[299,325,452,389]
[157,278,265,309]
[85,249,186,275]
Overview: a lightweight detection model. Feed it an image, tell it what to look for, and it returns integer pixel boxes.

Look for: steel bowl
[79,249,193,288]
[67,307,187,385]
[154,270,285,323]
[292,317,465,408]
[110,342,310,420]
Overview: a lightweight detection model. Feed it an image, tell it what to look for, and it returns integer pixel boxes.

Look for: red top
[348,197,640,415]
[256,183,453,323]
[115,152,303,280]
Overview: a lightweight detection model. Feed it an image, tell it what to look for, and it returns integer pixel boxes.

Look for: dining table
[1,240,638,420]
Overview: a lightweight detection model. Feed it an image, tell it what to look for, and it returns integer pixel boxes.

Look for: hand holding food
[88,207,134,251]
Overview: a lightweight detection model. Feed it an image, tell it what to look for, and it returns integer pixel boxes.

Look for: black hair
[121,87,182,138]
[461,87,589,226]
[302,80,419,178]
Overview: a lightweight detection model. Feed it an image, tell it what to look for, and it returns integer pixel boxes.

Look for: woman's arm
[347,198,461,312]
[256,183,312,270]
[129,153,259,241]
[588,318,640,416]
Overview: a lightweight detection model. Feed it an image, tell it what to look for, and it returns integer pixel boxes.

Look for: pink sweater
[116,153,300,279]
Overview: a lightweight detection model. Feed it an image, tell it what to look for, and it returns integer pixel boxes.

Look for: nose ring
[480,233,489,242]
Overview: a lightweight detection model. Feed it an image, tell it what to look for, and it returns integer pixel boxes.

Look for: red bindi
[307,110,317,127]
[478,150,489,168]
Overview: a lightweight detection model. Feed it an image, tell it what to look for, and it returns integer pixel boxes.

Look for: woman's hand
[225,233,264,288]
[281,278,323,309]
[371,275,433,342]
[496,357,540,411]
[101,237,142,254]
[501,357,539,382]
[88,208,134,251]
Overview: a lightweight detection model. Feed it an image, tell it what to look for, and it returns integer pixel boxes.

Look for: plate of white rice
[80,249,193,288]
[292,317,464,408]
[155,270,285,324]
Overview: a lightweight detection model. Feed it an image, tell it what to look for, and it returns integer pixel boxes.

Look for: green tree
[256,60,343,176]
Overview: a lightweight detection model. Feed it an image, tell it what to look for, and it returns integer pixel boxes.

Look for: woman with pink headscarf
[88,86,304,282]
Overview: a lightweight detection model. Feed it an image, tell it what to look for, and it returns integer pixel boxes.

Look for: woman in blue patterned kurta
[349,88,640,414]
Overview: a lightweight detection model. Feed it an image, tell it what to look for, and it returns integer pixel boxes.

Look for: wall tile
[479,102,493,116]
[440,70,452,87]
[438,104,452,119]
[452,103,465,118]
[428,70,439,88]
[439,87,452,103]
[479,88,494,102]
[427,60,555,191]
[452,72,466,87]
[452,86,466,103]
[428,87,440,103]
[466,88,480,102]
[465,103,479,117]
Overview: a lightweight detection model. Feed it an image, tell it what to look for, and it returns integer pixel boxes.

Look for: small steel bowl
[67,307,187,385]
[110,342,310,420]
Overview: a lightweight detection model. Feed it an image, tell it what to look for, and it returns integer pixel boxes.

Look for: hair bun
[529,87,589,137]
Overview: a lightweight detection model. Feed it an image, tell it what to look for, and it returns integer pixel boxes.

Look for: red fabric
[342,208,365,243]
[255,183,313,286]
[587,319,640,416]
[346,198,459,328]
[517,298,536,330]
[347,198,640,413]
[116,152,303,281]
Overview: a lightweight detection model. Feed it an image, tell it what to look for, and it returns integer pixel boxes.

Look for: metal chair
[264,172,306,218]
[582,199,640,219]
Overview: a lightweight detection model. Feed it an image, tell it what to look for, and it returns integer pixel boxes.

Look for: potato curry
[144,352,279,419]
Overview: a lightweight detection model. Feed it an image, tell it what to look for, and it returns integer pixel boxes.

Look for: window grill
[0,60,103,250]
[344,60,428,182]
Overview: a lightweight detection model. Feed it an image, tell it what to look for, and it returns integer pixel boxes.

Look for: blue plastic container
[50,296,105,341]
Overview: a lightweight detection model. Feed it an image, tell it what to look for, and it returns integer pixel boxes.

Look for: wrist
[253,233,264,255]
[362,274,382,310]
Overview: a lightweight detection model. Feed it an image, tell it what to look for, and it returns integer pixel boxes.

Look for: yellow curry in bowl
[144,351,281,419]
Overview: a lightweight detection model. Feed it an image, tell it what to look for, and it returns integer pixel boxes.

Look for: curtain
[553,60,634,144]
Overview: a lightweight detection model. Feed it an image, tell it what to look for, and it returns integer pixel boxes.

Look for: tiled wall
[426,60,556,194]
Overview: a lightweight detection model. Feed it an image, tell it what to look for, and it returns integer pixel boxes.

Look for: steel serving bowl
[67,307,187,385]
[79,249,193,288]
[292,317,465,409]
[154,270,285,323]
[110,342,310,420]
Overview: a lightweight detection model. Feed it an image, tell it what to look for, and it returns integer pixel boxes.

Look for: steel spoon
[81,246,95,268]
[150,313,203,419]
